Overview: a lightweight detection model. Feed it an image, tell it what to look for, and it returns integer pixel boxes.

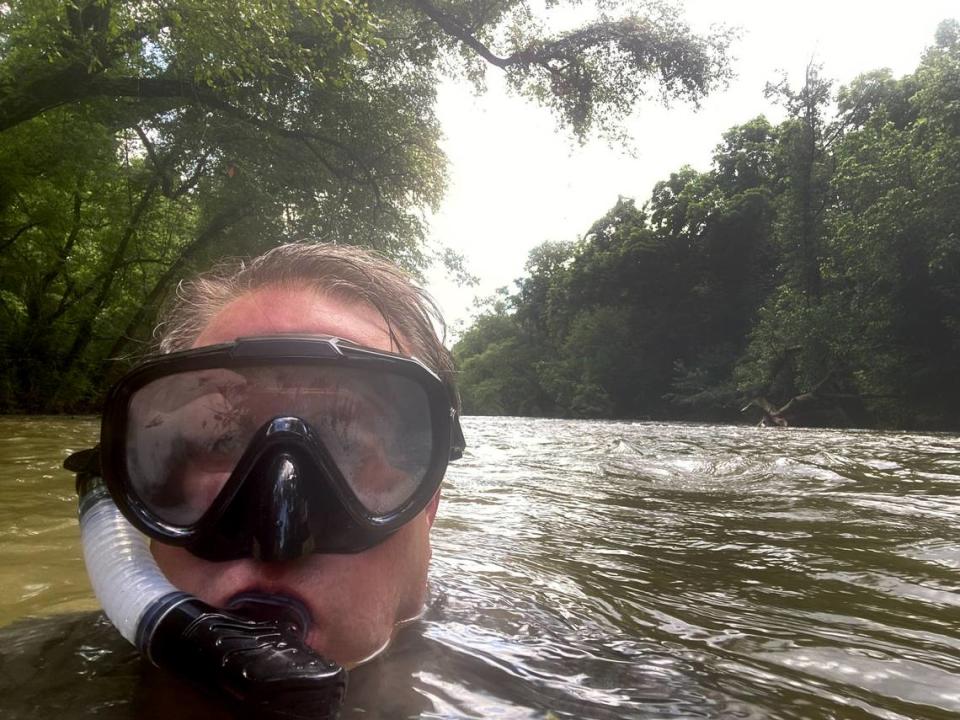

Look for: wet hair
[155,242,458,408]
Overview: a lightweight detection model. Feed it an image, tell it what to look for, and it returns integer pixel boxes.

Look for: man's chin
[314,628,393,670]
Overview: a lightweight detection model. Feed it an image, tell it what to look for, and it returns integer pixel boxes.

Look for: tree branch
[38,191,83,300]
[0,222,38,254]
[1,67,379,199]
[134,123,211,199]
[57,178,159,377]
[410,0,666,72]
[0,73,218,133]
[47,273,96,324]
[410,0,515,68]
[133,124,169,189]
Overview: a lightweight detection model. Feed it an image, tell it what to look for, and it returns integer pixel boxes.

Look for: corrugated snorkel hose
[78,483,181,645]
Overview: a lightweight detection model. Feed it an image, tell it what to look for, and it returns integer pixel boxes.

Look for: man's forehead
[192,285,396,352]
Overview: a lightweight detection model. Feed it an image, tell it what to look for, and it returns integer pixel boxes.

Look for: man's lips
[225,590,313,636]
[202,555,348,648]
[222,588,338,663]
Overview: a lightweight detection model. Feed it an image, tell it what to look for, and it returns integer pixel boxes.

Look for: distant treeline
[454,22,960,430]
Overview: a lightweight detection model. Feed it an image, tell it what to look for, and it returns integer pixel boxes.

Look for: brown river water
[1,415,959,719]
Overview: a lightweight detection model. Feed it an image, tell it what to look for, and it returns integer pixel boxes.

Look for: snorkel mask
[66,336,465,719]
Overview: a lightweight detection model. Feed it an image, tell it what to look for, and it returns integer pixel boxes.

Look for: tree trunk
[55,179,158,383]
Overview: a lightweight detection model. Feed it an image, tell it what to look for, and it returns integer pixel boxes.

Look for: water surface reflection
[1,416,959,718]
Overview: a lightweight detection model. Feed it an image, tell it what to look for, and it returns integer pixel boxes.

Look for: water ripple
[2,416,960,719]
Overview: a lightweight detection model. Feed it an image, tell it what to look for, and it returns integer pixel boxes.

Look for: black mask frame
[97,335,465,560]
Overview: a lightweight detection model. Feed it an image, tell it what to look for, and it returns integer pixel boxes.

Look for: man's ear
[425,490,441,528]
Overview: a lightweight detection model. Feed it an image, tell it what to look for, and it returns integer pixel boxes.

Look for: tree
[735,63,838,408]
[0,0,735,411]
[453,291,548,415]
[822,20,960,425]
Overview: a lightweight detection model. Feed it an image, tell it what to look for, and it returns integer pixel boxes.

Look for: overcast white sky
[422,0,958,337]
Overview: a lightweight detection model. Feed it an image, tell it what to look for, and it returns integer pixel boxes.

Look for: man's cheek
[425,490,441,527]
[151,542,212,598]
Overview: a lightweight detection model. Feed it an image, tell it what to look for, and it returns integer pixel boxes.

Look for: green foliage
[453,293,548,416]
[500,4,737,140]
[455,21,960,429]
[0,0,731,412]
[409,0,735,142]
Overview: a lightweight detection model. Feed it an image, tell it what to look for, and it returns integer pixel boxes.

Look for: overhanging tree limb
[409,0,517,68]
[410,0,732,138]
[411,0,654,71]
[0,222,38,254]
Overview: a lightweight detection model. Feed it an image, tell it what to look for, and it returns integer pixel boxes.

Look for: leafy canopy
[0,0,733,411]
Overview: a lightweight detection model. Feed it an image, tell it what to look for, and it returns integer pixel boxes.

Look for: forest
[454,21,960,430]
[1,2,957,430]
[0,0,732,412]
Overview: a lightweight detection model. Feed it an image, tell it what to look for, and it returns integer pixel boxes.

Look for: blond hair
[155,243,458,407]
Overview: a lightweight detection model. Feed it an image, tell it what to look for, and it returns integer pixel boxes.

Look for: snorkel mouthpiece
[141,594,346,719]
[72,469,347,719]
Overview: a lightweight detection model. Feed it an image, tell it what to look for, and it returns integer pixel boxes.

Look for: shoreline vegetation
[453,23,960,433]
[0,4,956,432]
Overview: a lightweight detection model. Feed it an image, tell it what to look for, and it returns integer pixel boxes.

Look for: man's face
[150,284,440,666]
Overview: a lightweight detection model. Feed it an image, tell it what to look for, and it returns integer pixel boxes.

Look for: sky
[422,0,959,338]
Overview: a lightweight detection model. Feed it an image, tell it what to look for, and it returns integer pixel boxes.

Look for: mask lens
[125,364,434,525]
[127,368,254,525]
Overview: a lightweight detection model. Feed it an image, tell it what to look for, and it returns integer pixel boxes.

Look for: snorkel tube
[70,458,347,719]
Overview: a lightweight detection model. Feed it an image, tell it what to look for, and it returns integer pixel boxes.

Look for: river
[1,415,959,719]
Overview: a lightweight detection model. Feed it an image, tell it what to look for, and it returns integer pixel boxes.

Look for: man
[67,242,465,716]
